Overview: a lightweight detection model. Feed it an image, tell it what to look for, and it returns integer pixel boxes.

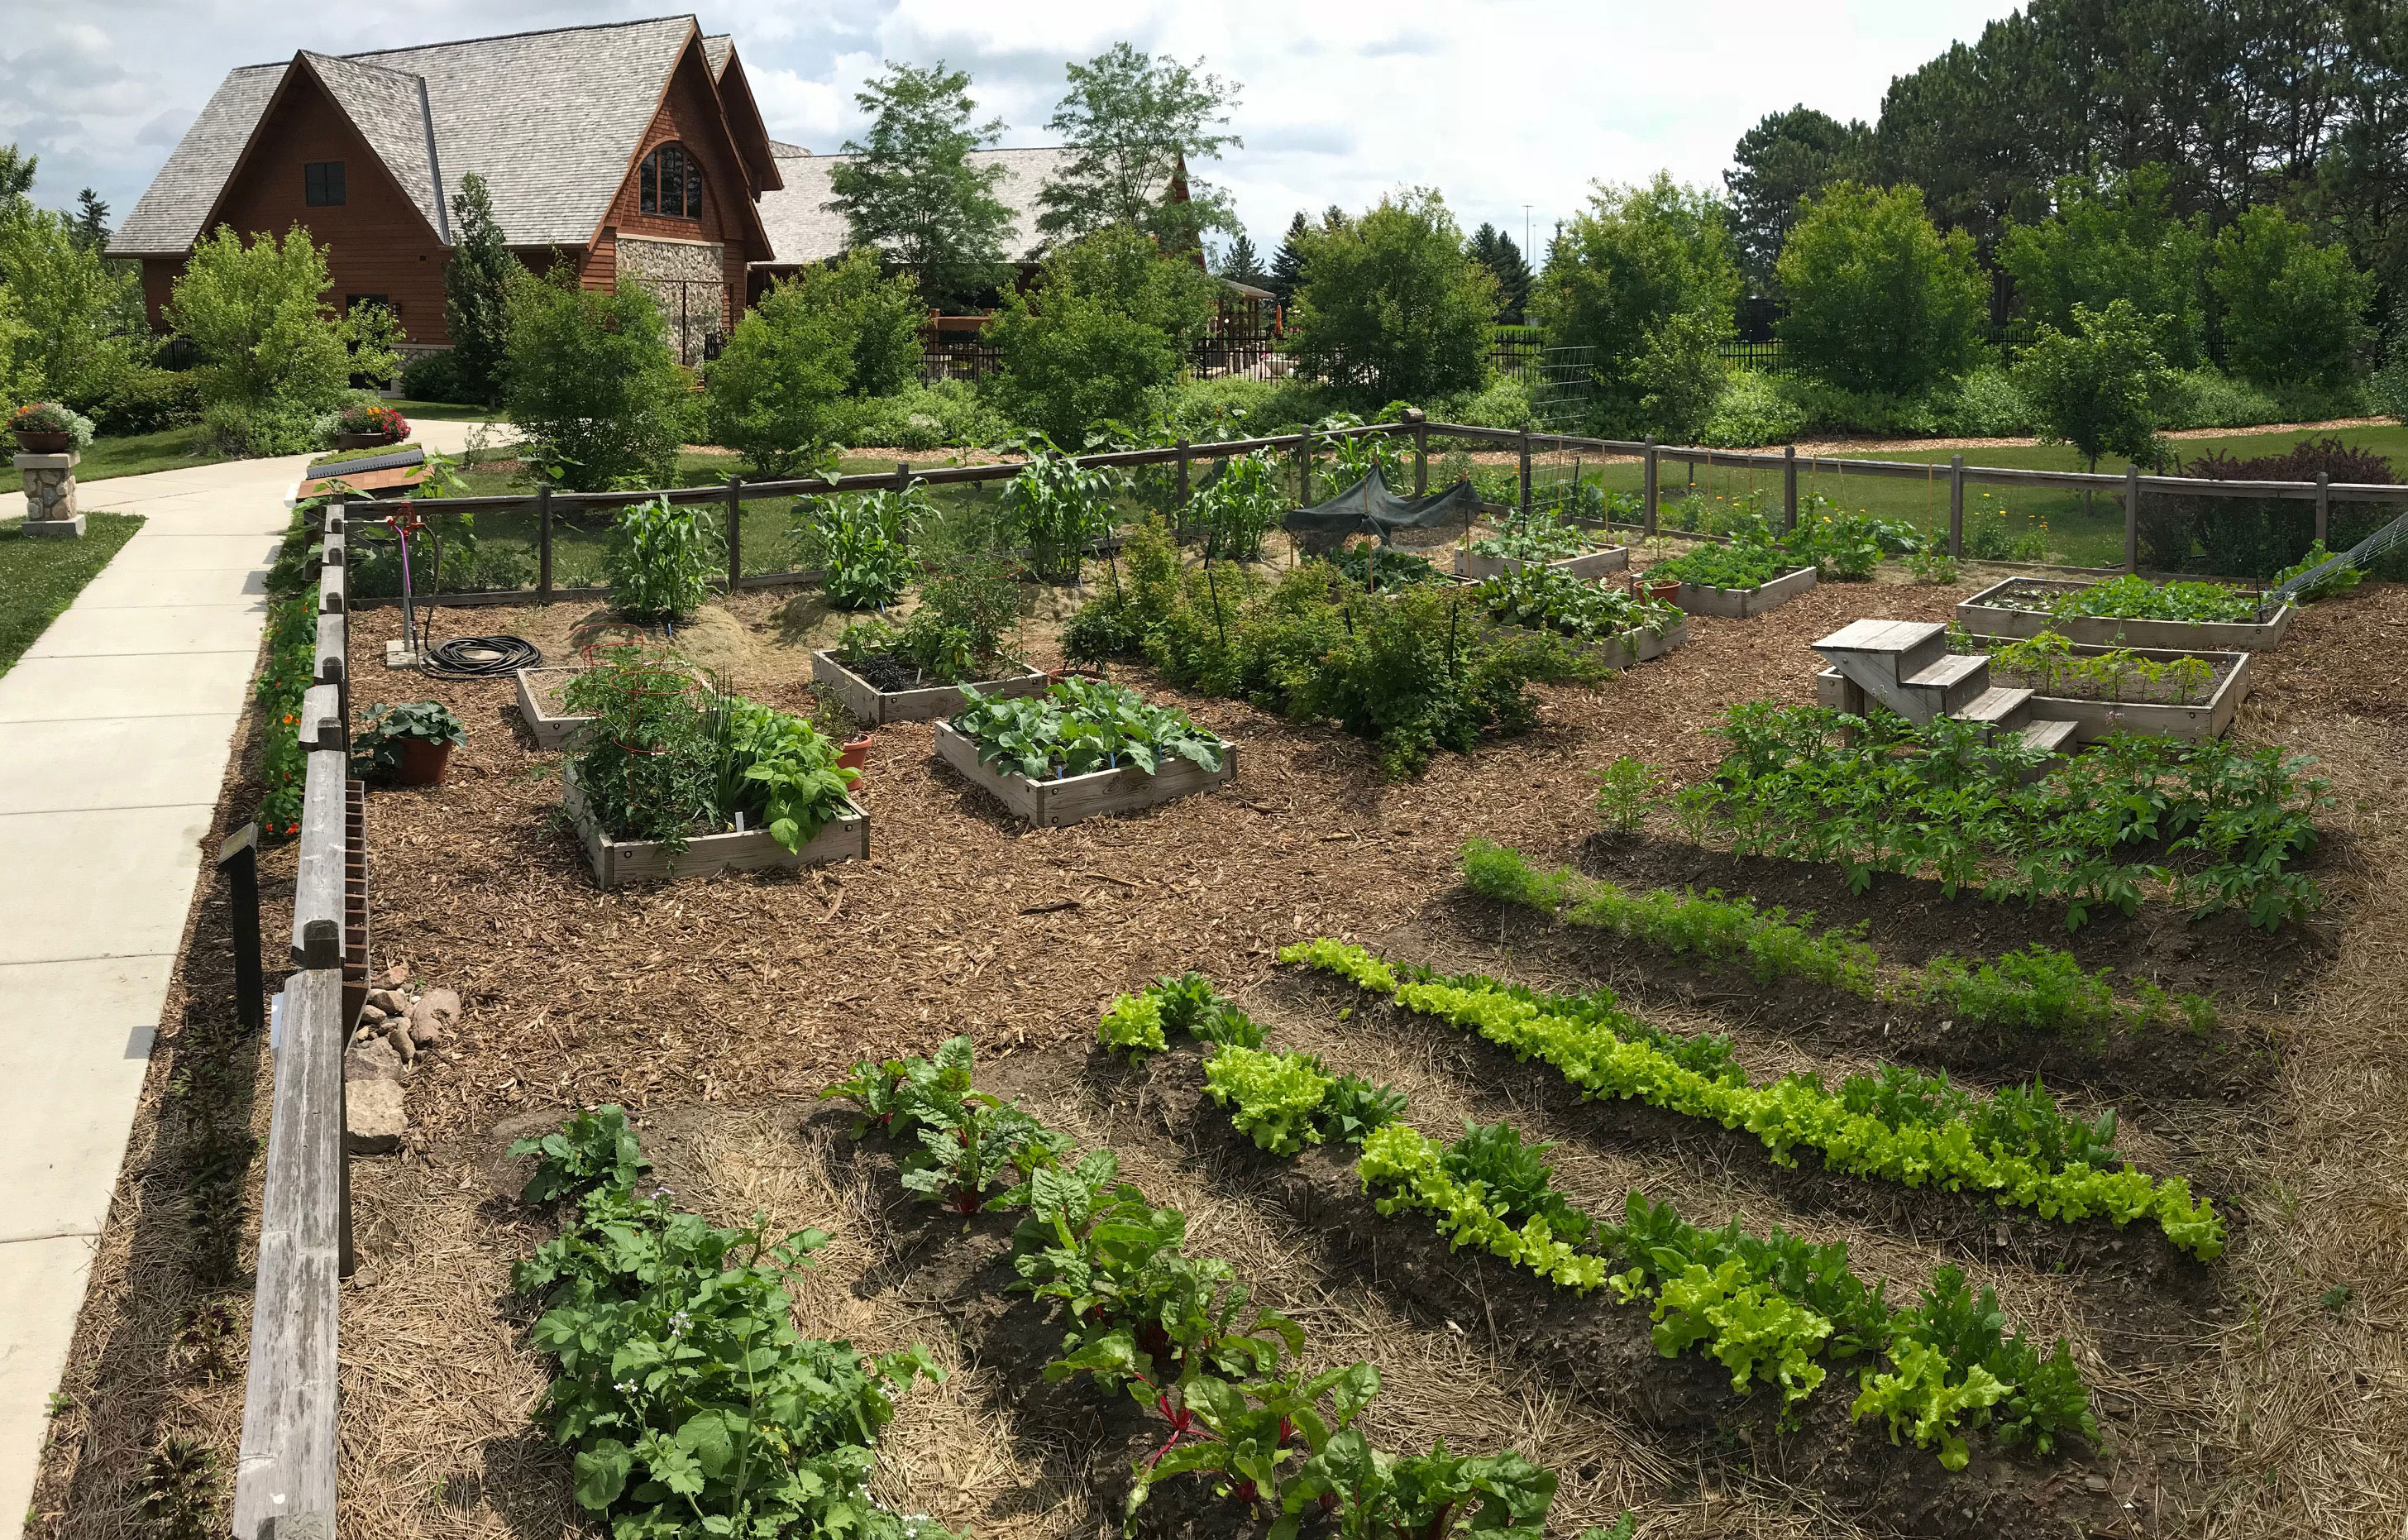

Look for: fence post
[217,823,264,1037]
[1642,438,1659,538]
[1947,455,1965,559]
[895,460,910,493]
[1783,445,1798,533]
[1517,428,1532,514]
[1411,411,1428,496]
[2124,462,2141,574]
[1176,438,1192,509]
[725,476,743,591]
[2315,471,2330,546]
[1297,433,1312,505]
[535,484,552,604]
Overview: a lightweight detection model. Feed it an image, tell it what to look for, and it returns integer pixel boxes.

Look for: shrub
[1288,188,1498,404]
[708,251,923,476]
[987,224,1216,444]
[2155,368,2286,431]
[604,496,721,621]
[1697,368,1807,447]
[1997,166,2210,368]
[1944,365,2034,436]
[84,367,201,435]
[503,270,688,490]
[2172,437,2401,580]
[0,203,142,411]
[399,348,466,404]
[1778,182,1987,396]
[167,225,394,456]
[1633,310,1730,442]
[2210,206,2374,391]
[841,379,1015,450]
[2013,299,2170,473]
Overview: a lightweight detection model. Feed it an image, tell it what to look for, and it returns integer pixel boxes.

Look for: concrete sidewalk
[0,421,499,1535]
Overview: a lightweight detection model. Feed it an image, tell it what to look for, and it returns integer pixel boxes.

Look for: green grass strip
[0,511,142,679]
[1281,938,2224,1260]
[1461,839,2216,1035]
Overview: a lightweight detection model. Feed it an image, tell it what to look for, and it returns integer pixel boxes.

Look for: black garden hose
[419,634,543,680]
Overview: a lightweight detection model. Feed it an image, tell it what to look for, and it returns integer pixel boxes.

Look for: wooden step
[2014,717,2081,756]
[1812,619,1948,682]
[1953,685,2034,730]
[1900,653,1991,714]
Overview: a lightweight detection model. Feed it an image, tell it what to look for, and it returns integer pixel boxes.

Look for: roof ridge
[791,143,1068,159]
[248,13,695,68]
[298,49,426,84]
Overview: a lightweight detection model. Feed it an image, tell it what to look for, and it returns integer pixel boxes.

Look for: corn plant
[798,486,925,609]
[1001,434,1121,582]
[604,495,721,622]
[1193,450,1289,560]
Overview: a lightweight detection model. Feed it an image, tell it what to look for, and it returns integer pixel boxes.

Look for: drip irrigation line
[419,635,544,680]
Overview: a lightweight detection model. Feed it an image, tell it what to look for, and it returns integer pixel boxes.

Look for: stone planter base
[934,720,1235,826]
[15,451,80,538]
[21,514,85,538]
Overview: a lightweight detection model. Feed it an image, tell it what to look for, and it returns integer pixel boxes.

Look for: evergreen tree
[1219,231,1268,286]
[70,189,111,252]
[1268,211,1311,308]
[1724,106,1871,293]
[825,61,1012,308]
[442,173,523,405]
[1471,226,1533,322]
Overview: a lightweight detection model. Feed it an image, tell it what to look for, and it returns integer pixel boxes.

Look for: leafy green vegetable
[1097,992,1170,1059]
[2031,574,2263,623]
[1476,564,1679,646]
[1204,1046,1335,1156]
[952,676,1226,781]
[1644,541,1800,591]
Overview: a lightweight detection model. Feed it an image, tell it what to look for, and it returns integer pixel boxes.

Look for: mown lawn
[0,512,144,677]
[76,424,237,482]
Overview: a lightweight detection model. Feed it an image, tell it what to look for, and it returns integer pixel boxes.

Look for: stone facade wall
[617,235,727,366]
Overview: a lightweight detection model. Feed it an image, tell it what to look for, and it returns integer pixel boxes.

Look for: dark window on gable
[304,160,346,207]
[346,294,395,319]
[638,143,703,219]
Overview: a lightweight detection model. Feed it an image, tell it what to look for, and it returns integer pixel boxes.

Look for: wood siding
[206,70,452,342]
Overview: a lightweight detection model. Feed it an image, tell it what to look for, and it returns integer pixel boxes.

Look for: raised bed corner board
[1500,617,1689,672]
[1453,544,1632,582]
[1958,576,2293,651]
[1817,641,2254,744]
[1671,564,1818,619]
[514,667,592,751]
[562,764,867,888]
[810,651,1049,725]
[933,720,1237,827]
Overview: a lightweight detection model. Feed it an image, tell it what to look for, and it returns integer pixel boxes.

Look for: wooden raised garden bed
[514,667,591,751]
[1815,642,2254,743]
[810,650,1049,725]
[1670,565,1818,619]
[1957,576,2293,651]
[1453,544,1631,582]
[561,764,867,889]
[1499,618,1689,672]
[932,721,1237,828]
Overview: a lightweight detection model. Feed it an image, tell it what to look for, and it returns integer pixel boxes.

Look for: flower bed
[1958,576,2292,651]
[935,677,1235,826]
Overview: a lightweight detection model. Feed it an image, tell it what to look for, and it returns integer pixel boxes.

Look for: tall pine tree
[1220,231,1268,286]
[442,174,523,404]
[70,189,111,252]
[1268,210,1311,308]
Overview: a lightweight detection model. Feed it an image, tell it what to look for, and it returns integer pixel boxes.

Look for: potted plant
[354,701,466,785]
[333,400,410,450]
[838,732,872,772]
[10,402,93,456]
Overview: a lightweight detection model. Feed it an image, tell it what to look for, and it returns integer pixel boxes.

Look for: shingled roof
[112,15,716,256]
[756,144,1072,270]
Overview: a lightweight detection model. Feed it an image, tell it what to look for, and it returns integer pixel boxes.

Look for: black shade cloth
[1282,470,1479,554]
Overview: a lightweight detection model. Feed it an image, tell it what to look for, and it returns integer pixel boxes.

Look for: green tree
[1268,211,1310,308]
[0,147,32,208]
[705,251,921,476]
[1632,309,1730,442]
[1288,189,1497,404]
[441,174,522,405]
[166,224,393,454]
[1036,43,1242,253]
[1776,182,1987,395]
[986,223,1218,443]
[1531,174,1741,430]
[0,285,42,413]
[70,190,110,252]
[2013,299,2171,475]
[1724,106,1873,292]
[2210,205,2374,390]
[1998,165,2209,366]
[824,62,1012,309]
[1468,223,1533,322]
[0,204,141,409]
[503,270,689,490]
[1218,231,1267,286]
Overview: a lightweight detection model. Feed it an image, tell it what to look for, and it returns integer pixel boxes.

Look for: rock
[407,989,459,1047]
[365,988,404,1016]
[382,963,409,989]
[346,1078,405,1155]
[407,1013,444,1050]
[385,1026,416,1066]
[418,987,461,1022]
[2083,1475,2109,1494]
[358,1001,388,1025]
[344,1035,404,1083]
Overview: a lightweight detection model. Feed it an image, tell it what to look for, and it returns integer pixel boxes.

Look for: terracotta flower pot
[396,738,452,786]
[838,735,872,773]
[1644,578,1682,601]
[13,430,69,454]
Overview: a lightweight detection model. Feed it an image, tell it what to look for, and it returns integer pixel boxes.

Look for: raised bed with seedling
[1958,575,2292,651]
[934,676,1234,827]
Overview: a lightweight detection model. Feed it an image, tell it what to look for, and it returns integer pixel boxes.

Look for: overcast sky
[5,0,2014,259]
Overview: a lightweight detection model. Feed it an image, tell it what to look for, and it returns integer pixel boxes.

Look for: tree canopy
[1776,182,1988,396]
[1036,43,1241,254]
[1724,106,1873,293]
[1467,223,1533,323]
[1997,165,2210,367]
[1288,189,1497,404]
[1531,175,1740,429]
[825,62,1012,309]
[987,223,1219,442]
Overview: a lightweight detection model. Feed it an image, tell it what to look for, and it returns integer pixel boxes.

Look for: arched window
[638,143,704,219]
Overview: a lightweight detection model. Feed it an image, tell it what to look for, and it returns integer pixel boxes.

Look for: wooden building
[109,16,783,363]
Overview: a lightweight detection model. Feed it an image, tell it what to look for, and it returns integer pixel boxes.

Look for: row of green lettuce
[1283,939,2222,1260]
[1110,972,2101,1472]
[822,1028,1632,1539]
[1461,839,2218,1035]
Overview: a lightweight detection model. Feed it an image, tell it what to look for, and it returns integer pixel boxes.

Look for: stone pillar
[15,452,84,538]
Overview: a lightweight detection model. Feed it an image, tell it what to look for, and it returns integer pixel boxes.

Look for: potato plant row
[819,1031,1632,1540]
[1138,978,2102,1474]
[1283,939,2226,1258]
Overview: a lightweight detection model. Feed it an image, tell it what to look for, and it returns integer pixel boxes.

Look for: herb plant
[951,676,1226,781]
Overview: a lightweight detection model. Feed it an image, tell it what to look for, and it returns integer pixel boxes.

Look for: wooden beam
[288,747,346,968]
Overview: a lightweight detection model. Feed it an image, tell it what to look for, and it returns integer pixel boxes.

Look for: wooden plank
[289,748,348,967]
[933,721,1236,827]
[810,652,1050,725]
[514,667,592,751]
[563,765,867,887]
[1452,545,1631,582]
[1672,565,1817,619]
[232,966,343,1540]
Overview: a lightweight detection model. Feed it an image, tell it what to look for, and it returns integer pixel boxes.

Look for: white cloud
[34,0,2014,255]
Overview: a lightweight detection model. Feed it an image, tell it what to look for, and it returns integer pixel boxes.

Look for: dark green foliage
[824,63,1011,308]
[834,554,1022,684]
[1288,189,1498,404]
[503,270,688,491]
[139,1437,221,1540]
[1466,222,1534,322]
[1268,211,1311,308]
[987,227,1219,447]
[1889,1265,2100,1453]
[1725,106,1874,291]
[1149,970,1267,1048]
[1777,183,1987,396]
[1440,1122,1597,1246]
[441,172,522,404]
[2211,206,2374,391]
[2167,437,2402,581]
[1997,166,2209,366]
